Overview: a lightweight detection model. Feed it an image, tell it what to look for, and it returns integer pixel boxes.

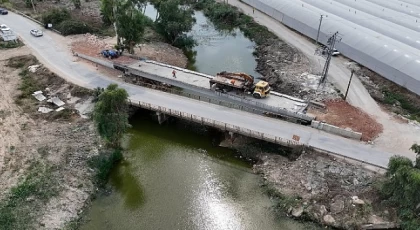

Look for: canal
[81,112,321,229]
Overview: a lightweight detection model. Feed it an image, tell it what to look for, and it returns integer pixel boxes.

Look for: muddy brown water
[80,112,322,230]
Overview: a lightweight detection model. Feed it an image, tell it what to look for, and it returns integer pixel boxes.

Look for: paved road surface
[0,12,399,168]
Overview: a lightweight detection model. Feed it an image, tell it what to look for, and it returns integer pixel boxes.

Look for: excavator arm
[217,71,254,85]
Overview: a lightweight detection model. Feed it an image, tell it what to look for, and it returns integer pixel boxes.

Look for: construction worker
[172,70,177,78]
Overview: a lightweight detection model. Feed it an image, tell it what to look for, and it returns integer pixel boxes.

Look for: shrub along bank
[189,0,275,45]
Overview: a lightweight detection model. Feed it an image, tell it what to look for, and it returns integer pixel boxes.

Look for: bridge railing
[129,99,301,147]
[126,80,312,125]
[120,63,314,122]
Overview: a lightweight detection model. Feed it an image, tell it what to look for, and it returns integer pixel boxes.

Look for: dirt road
[228,0,420,156]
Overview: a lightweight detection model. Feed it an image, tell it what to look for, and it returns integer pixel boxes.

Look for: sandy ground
[0,46,101,229]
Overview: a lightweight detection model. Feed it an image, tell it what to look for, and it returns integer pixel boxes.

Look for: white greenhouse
[242,0,420,96]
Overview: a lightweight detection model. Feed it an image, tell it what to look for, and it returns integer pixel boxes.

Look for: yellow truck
[209,71,270,99]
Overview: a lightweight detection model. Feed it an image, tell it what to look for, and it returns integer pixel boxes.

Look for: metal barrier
[128,98,388,170]
[117,62,315,122]
[128,98,302,147]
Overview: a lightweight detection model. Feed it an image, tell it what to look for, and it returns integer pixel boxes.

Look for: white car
[0,24,9,31]
[30,29,43,37]
[331,48,340,56]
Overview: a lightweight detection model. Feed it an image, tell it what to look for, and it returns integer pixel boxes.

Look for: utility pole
[344,70,355,100]
[320,31,339,85]
[315,15,324,45]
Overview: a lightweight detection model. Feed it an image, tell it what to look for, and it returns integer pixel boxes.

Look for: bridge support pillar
[156,112,168,125]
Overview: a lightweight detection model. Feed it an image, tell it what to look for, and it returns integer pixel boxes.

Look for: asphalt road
[0,12,397,168]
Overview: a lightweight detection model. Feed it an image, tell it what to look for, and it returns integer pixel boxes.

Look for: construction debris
[32,91,46,101]
[28,64,41,73]
[48,97,65,107]
[38,107,53,113]
[56,107,65,112]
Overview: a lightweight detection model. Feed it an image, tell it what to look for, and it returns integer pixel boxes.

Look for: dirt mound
[309,100,383,141]
[70,34,188,68]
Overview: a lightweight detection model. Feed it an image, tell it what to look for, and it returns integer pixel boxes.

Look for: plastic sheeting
[365,0,420,18]
[243,0,420,96]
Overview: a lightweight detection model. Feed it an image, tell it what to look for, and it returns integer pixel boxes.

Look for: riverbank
[191,0,338,100]
[220,135,398,229]
[0,46,105,229]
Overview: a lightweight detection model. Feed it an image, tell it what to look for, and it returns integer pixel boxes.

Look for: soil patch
[308,100,383,141]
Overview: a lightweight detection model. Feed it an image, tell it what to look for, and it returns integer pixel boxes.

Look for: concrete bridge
[0,11,397,169]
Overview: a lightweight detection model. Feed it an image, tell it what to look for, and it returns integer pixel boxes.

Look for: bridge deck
[127,60,307,113]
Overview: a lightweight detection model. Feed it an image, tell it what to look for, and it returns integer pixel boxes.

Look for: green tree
[93,84,130,147]
[72,0,81,9]
[380,148,420,230]
[155,0,196,47]
[411,144,420,168]
[101,0,147,52]
[116,4,147,54]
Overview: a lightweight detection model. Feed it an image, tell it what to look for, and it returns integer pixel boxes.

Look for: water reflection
[109,161,145,210]
[143,4,260,77]
[80,114,321,230]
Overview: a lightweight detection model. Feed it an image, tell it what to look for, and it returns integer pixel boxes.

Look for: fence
[129,98,388,170]
[128,99,301,147]
[311,121,362,140]
[76,53,314,123]
[121,62,315,122]
[77,54,314,122]
[126,78,311,124]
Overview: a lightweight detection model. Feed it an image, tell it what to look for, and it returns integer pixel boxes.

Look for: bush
[88,149,123,186]
[381,155,420,229]
[56,20,95,35]
[173,35,196,50]
[0,40,23,49]
[41,8,71,25]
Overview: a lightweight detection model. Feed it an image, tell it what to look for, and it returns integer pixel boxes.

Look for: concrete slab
[50,97,65,107]
[38,106,53,113]
[32,91,46,101]
[128,60,307,113]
